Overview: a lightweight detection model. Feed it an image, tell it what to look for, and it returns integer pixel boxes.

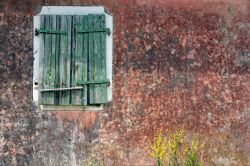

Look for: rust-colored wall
[0,0,249,165]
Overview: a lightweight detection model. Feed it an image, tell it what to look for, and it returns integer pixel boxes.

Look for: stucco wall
[0,0,249,165]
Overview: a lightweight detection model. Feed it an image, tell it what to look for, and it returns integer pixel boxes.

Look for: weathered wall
[0,0,249,165]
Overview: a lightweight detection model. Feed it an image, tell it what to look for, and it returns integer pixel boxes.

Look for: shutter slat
[71,16,77,104]
[58,16,71,105]
[71,16,88,105]
[51,15,57,104]
[99,14,108,103]
[53,15,60,104]
[83,15,89,105]
[38,16,45,105]
[88,14,95,103]
[41,15,55,104]
[68,16,73,104]
[89,14,107,104]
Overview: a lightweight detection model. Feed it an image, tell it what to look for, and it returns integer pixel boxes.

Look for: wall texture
[0,0,249,165]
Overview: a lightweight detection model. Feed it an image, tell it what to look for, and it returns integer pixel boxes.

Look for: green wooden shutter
[41,15,55,105]
[74,14,108,105]
[40,15,71,105]
[40,14,108,106]
[88,14,108,104]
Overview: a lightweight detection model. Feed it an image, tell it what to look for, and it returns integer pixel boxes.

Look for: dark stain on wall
[0,0,249,165]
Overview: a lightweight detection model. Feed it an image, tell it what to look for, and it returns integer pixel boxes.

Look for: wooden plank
[88,14,95,104]
[41,15,55,104]
[89,14,107,104]
[82,15,89,105]
[54,15,60,104]
[71,16,88,105]
[38,15,45,105]
[41,15,47,104]
[71,15,81,105]
[93,15,101,103]
[50,15,57,104]
[99,14,108,103]
[67,16,73,105]
[58,15,71,105]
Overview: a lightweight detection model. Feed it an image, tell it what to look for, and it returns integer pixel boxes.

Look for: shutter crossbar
[77,28,111,35]
[35,28,67,36]
[41,80,110,92]
[41,87,83,92]
[78,80,110,86]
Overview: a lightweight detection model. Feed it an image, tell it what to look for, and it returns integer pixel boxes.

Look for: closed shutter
[39,14,109,106]
[73,14,109,105]
[40,15,71,105]
[40,15,56,105]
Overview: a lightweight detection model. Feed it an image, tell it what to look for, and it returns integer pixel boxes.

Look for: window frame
[33,6,113,109]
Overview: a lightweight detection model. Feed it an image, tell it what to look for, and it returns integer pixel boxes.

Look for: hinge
[76,28,111,35]
[77,80,110,86]
[35,28,67,36]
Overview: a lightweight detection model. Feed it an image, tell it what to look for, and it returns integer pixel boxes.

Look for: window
[33,6,113,108]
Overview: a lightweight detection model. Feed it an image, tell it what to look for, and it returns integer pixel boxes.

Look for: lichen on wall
[0,0,249,165]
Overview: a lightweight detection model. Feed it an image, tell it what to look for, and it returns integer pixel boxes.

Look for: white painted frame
[33,6,113,106]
